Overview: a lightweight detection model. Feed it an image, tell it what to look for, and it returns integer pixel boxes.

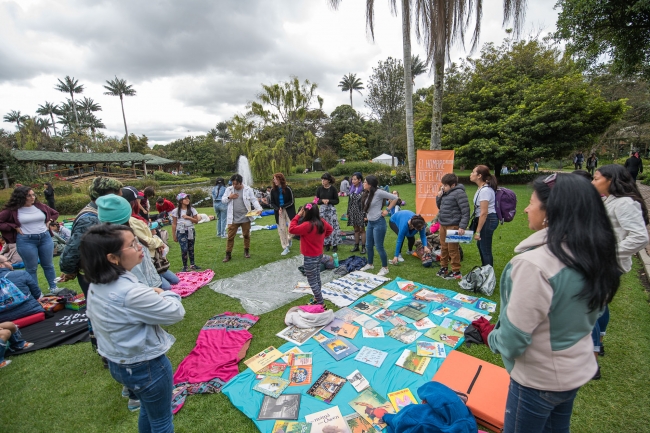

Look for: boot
[361,245,366,254]
[350,244,360,252]
[244,249,251,258]
[222,252,232,263]
[332,245,338,253]
[325,245,331,252]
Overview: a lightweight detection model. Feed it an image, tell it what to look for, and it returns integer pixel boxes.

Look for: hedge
[457,171,556,186]
[331,162,392,176]
[157,177,210,186]
[54,193,93,215]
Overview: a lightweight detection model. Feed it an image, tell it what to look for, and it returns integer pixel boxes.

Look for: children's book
[256,362,288,379]
[337,323,360,339]
[281,347,303,364]
[277,325,323,346]
[397,281,418,292]
[475,299,497,313]
[444,229,474,243]
[387,325,422,344]
[440,318,469,333]
[257,394,301,420]
[348,388,395,431]
[307,370,347,403]
[312,333,329,343]
[346,370,370,392]
[419,290,449,304]
[321,337,359,361]
[370,298,393,308]
[272,421,312,433]
[416,341,446,358]
[253,376,290,398]
[424,326,463,348]
[322,318,346,336]
[373,308,397,321]
[453,307,492,322]
[334,307,360,323]
[352,314,379,329]
[453,293,479,304]
[444,299,463,309]
[412,317,436,330]
[391,293,407,301]
[354,346,388,368]
[387,388,418,412]
[395,349,431,375]
[407,301,427,311]
[352,301,381,315]
[388,316,408,327]
[305,407,351,433]
[244,346,283,373]
[344,413,374,433]
[373,288,398,300]
[413,288,436,301]
[432,305,454,317]
[362,326,385,338]
[395,306,427,321]
[288,353,313,386]
[292,282,312,294]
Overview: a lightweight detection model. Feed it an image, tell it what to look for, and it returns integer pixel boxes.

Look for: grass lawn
[1,184,649,433]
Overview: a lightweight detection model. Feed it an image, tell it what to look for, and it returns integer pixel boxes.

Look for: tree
[555,0,650,78]
[411,54,427,84]
[119,134,149,154]
[55,76,84,127]
[215,121,231,144]
[319,105,366,153]
[36,102,59,136]
[104,76,137,152]
[338,73,364,108]
[3,110,28,128]
[340,132,370,161]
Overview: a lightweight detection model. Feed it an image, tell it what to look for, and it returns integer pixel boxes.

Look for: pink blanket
[170,269,215,297]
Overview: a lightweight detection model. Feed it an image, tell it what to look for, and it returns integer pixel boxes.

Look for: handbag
[458,265,496,296]
[0,274,29,312]
[153,250,171,274]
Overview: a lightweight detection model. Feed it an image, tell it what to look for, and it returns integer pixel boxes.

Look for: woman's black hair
[143,186,155,198]
[79,224,133,284]
[3,186,38,210]
[410,214,426,231]
[597,164,649,224]
[176,195,194,215]
[475,165,498,192]
[215,177,225,186]
[45,182,54,192]
[361,175,379,213]
[533,174,620,311]
[572,170,592,181]
[302,204,325,234]
[321,172,335,184]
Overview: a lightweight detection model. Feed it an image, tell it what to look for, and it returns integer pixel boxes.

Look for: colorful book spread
[306,371,347,403]
[354,346,388,368]
[333,307,360,323]
[244,346,283,373]
[257,394,301,420]
[256,362,288,379]
[277,325,323,346]
[352,301,381,315]
[444,299,463,309]
[312,333,329,343]
[440,318,469,333]
[337,323,360,339]
[288,353,313,387]
[416,341,447,358]
[424,326,464,348]
[453,293,479,304]
[432,305,454,317]
[346,370,370,392]
[344,413,374,433]
[304,406,350,433]
[369,298,393,308]
[253,376,290,398]
[454,306,492,322]
[361,326,385,338]
[352,314,379,329]
[281,347,303,364]
[395,349,431,375]
[387,388,418,411]
[387,325,422,344]
[373,308,397,321]
[407,301,427,311]
[373,288,398,300]
[395,306,427,321]
[412,317,436,330]
[348,388,395,430]
[320,337,359,361]
[272,421,312,433]
[391,293,407,301]
[396,281,418,292]
[388,316,409,327]
[475,299,497,313]
[414,288,448,303]
[322,318,346,336]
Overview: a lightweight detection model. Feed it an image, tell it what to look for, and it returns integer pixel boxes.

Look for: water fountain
[237,155,254,186]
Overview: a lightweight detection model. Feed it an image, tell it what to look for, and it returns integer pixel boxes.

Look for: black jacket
[435,184,471,229]
[270,186,296,224]
[625,156,643,174]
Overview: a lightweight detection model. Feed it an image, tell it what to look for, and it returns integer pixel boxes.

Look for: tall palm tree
[215,121,231,145]
[55,76,84,127]
[411,54,427,84]
[338,73,364,108]
[35,117,53,136]
[36,102,60,136]
[104,76,137,153]
[78,97,102,116]
[3,110,28,128]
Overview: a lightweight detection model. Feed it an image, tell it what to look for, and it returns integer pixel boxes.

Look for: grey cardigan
[435,184,471,229]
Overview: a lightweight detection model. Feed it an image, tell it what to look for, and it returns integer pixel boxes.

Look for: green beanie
[89,177,124,201]
[97,194,132,225]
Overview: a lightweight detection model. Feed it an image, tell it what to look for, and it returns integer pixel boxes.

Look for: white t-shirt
[17,206,48,234]
[170,207,198,231]
[473,186,496,216]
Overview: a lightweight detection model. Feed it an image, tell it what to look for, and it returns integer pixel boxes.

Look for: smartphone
[53,277,63,283]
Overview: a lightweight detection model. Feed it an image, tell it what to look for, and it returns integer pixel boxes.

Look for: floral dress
[347,186,365,228]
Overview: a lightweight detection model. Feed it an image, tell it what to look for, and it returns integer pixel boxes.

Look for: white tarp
[372,153,397,166]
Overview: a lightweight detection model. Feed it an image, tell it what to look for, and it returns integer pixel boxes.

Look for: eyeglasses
[543,173,557,189]
[122,239,140,251]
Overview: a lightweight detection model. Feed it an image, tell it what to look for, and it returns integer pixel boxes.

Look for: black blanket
[9,309,90,356]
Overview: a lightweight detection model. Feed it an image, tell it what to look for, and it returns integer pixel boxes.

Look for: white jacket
[221,184,263,225]
[603,195,649,273]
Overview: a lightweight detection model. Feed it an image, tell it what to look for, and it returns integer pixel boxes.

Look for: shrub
[156,187,212,208]
[51,180,74,195]
[457,171,556,185]
[157,177,210,186]
[319,149,339,171]
[127,178,160,190]
[289,181,323,199]
[331,162,392,176]
[55,193,92,215]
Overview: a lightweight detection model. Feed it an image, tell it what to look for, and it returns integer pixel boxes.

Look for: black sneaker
[592,365,601,380]
[436,267,449,278]
[445,271,463,280]
[599,345,605,357]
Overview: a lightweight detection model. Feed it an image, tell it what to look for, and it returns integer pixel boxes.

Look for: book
[346,370,369,392]
[373,308,397,321]
[322,318,346,336]
[424,326,464,348]
[305,407,351,433]
[281,347,303,364]
[277,325,323,346]
[244,346,283,373]
[444,229,474,243]
[256,362,288,379]
[369,298,393,308]
[344,413,374,433]
[395,306,427,321]
[395,349,431,375]
[288,353,313,386]
[388,316,408,327]
[414,289,449,303]
[352,301,381,315]
[432,305,454,317]
[253,376,290,398]
[396,280,418,292]
[440,318,469,333]
[387,325,422,344]
[407,301,427,311]
[373,288,397,300]
[334,307,360,323]
[362,326,385,338]
[307,370,347,403]
[453,306,492,322]
[272,421,312,433]
[444,299,463,309]
[387,388,418,411]
[391,293,407,301]
[337,323,360,339]
[257,394,301,420]
[354,346,388,368]
[453,293,479,304]
[416,341,447,358]
[348,388,395,431]
[412,317,436,330]
[475,299,497,313]
[321,337,359,361]
[312,333,329,343]
[292,282,312,294]
[353,314,379,329]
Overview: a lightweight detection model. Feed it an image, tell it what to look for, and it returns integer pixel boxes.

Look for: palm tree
[83,114,106,142]
[104,76,137,153]
[411,54,427,84]
[215,121,231,144]
[338,73,364,108]
[78,97,102,116]
[36,102,60,136]
[55,76,84,127]
[3,110,28,128]
[35,117,53,136]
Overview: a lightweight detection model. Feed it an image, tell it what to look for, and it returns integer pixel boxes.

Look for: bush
[289,181,323,199]
[51,180,74,195]
[55,193,92,215]
[374,167,412,186]
[156,187,212,208]
[457,171,556,185]
[128,178,160,190]
[157,177,210,186]
[331,162,391,177]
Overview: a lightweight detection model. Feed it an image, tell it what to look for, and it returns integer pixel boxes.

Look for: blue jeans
[591,305,610,351]
[108,354,174,433]
[477,213,498,267]
[214,203,228,237]
[0,326,27,363]
[159,270,180,290]
[366,218,388,267]
[504,379,579,433]
[16,232,56,290]
[177,229,195,268]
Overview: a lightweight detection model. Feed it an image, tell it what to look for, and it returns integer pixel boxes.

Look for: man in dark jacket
[435,173,470,280]
[625,151,644,181]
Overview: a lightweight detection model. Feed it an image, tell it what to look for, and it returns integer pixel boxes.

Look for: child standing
[171,193,201,272]
[289,200,333,306]
[435,173,470,279]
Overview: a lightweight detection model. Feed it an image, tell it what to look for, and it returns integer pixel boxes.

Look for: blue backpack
[495,187,517,223]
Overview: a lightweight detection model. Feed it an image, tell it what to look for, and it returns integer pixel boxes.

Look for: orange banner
[415,150,455,221]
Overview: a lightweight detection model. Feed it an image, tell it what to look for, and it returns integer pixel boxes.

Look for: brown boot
[244,249,251,258]
[222,252,232,262]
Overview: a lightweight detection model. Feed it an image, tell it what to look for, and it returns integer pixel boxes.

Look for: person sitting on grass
[0,321,34,368]
[435,173,471,280]
[389,211,429,264]
[0,255,44,323]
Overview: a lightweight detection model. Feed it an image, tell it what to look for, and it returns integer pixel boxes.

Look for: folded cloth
[472,317,495,347]
[298,305,325,314]
[285,305,334,328]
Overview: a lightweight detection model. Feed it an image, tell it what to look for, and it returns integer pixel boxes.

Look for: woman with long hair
[0,186,59,292]
[316,172,341,252]
[43,182,55,210]
[347,172,366,254]
[171,193,200,272]
[212,177,228,238]
[81,224,185,433]
[488,174,621,432]
[270,173,296,256]
[359,175,399,277]
[590,165,648,372]
[469,165,499,266]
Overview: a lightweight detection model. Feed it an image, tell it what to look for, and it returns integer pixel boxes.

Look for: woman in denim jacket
[82,224,185,433]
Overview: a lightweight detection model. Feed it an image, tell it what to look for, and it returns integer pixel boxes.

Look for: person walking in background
[624,151,644,181]
[575,150,585,170]
[347,172,366,254]
[43,182,55,210]
[586,153,598,176]
[170,193,201,272]
[221,174,262,262]
[339,176,350,196]
[389,211,428,264]
[435,173,471,280]
[316,172,341,252]
[211,178,228,238]
[270,173,296,256]
[469,165,499,267]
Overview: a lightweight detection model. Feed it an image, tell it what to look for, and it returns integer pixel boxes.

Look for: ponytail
[475,165,497,192]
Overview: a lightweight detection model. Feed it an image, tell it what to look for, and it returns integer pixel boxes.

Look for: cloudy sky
[0,0,559,145]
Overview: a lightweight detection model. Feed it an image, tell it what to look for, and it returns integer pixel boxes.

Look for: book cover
[244,346,283,373]
[440,318,469,333]
[414,289,449,304]
[288,353,313,386]
[395,306,427,321]
[373,288,397,300]
[391,293,407,301]
[396,281,418,292]
[407,301,427,311]
[334,307,360,323]
[424,326,463,348]
[412,317,436,330]
[453,307,492,322]
[444,299,463,309]
[416,341,447,358]
[320,337,359,361]
[373,308,397,321]
[395,349,431,375]
[253,376,290,398]
[312,333,329,343]
[444,229,474,243]
[453,293,479,304]
[292,282,312,294]
[346,370,369,392]
[256,362,288,379]
[475,299,497,313]
[362,326,385,338]
[432,305,454,317]
[353,314,379,329]
[257,394,301,420]
[322,318,346,336]
[337,323,359,339]
[352,301,381,315]
[305,406,351,433]
[354,346,388,368]
[306,370,347,403]
[369,298,393,308]
[277,325,323,346]
[348,388,395,430]
[387,388,418,412]
[387,325,422,344]
[388,316,408,327]
[344,413,374,433]
[281,347,303,364]
[272,421,312,433]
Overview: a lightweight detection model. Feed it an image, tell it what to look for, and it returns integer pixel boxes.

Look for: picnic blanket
[222,277,497,433]
[8,309,90,355]
[171,269,215,297]
[320,271,389,307]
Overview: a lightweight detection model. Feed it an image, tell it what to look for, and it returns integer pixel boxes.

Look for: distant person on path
[533,159,539,172]
[624,151,644,181]
[586,153,598,176]
[339,176,350,196]
[211,178,228,238]
[435,173,471,280]
[469,165,498,267]
[270,173,296,256]
[575,151,584,170]
[221,174,262,262]
[316,173,341,252]
[347,172,366,254]
[170,193,201,272]
[389,211,428,264]
[43,182,55,210]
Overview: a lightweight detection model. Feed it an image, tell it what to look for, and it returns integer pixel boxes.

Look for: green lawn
[1,184,649,433]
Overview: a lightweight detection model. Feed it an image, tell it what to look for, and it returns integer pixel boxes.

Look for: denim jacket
[86,271,185,364]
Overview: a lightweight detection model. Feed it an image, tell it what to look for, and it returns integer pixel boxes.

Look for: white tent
[372,153,397,166]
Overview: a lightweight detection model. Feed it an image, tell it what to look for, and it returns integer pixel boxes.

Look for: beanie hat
[96,194,132,225]
[121,186,139,203]
[89,177,124,201]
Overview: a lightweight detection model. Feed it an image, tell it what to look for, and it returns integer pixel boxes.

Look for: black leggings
[389,221,415,254]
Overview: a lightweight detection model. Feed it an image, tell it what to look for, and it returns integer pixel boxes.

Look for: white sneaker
[360,264,375,272]
[281,247,290,256]
[397,255,404,262]
[377,267,390,277]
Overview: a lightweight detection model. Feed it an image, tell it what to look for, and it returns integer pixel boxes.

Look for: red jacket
[289,215,333,257]
[0,202,59,243]
[156,199,175,213]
